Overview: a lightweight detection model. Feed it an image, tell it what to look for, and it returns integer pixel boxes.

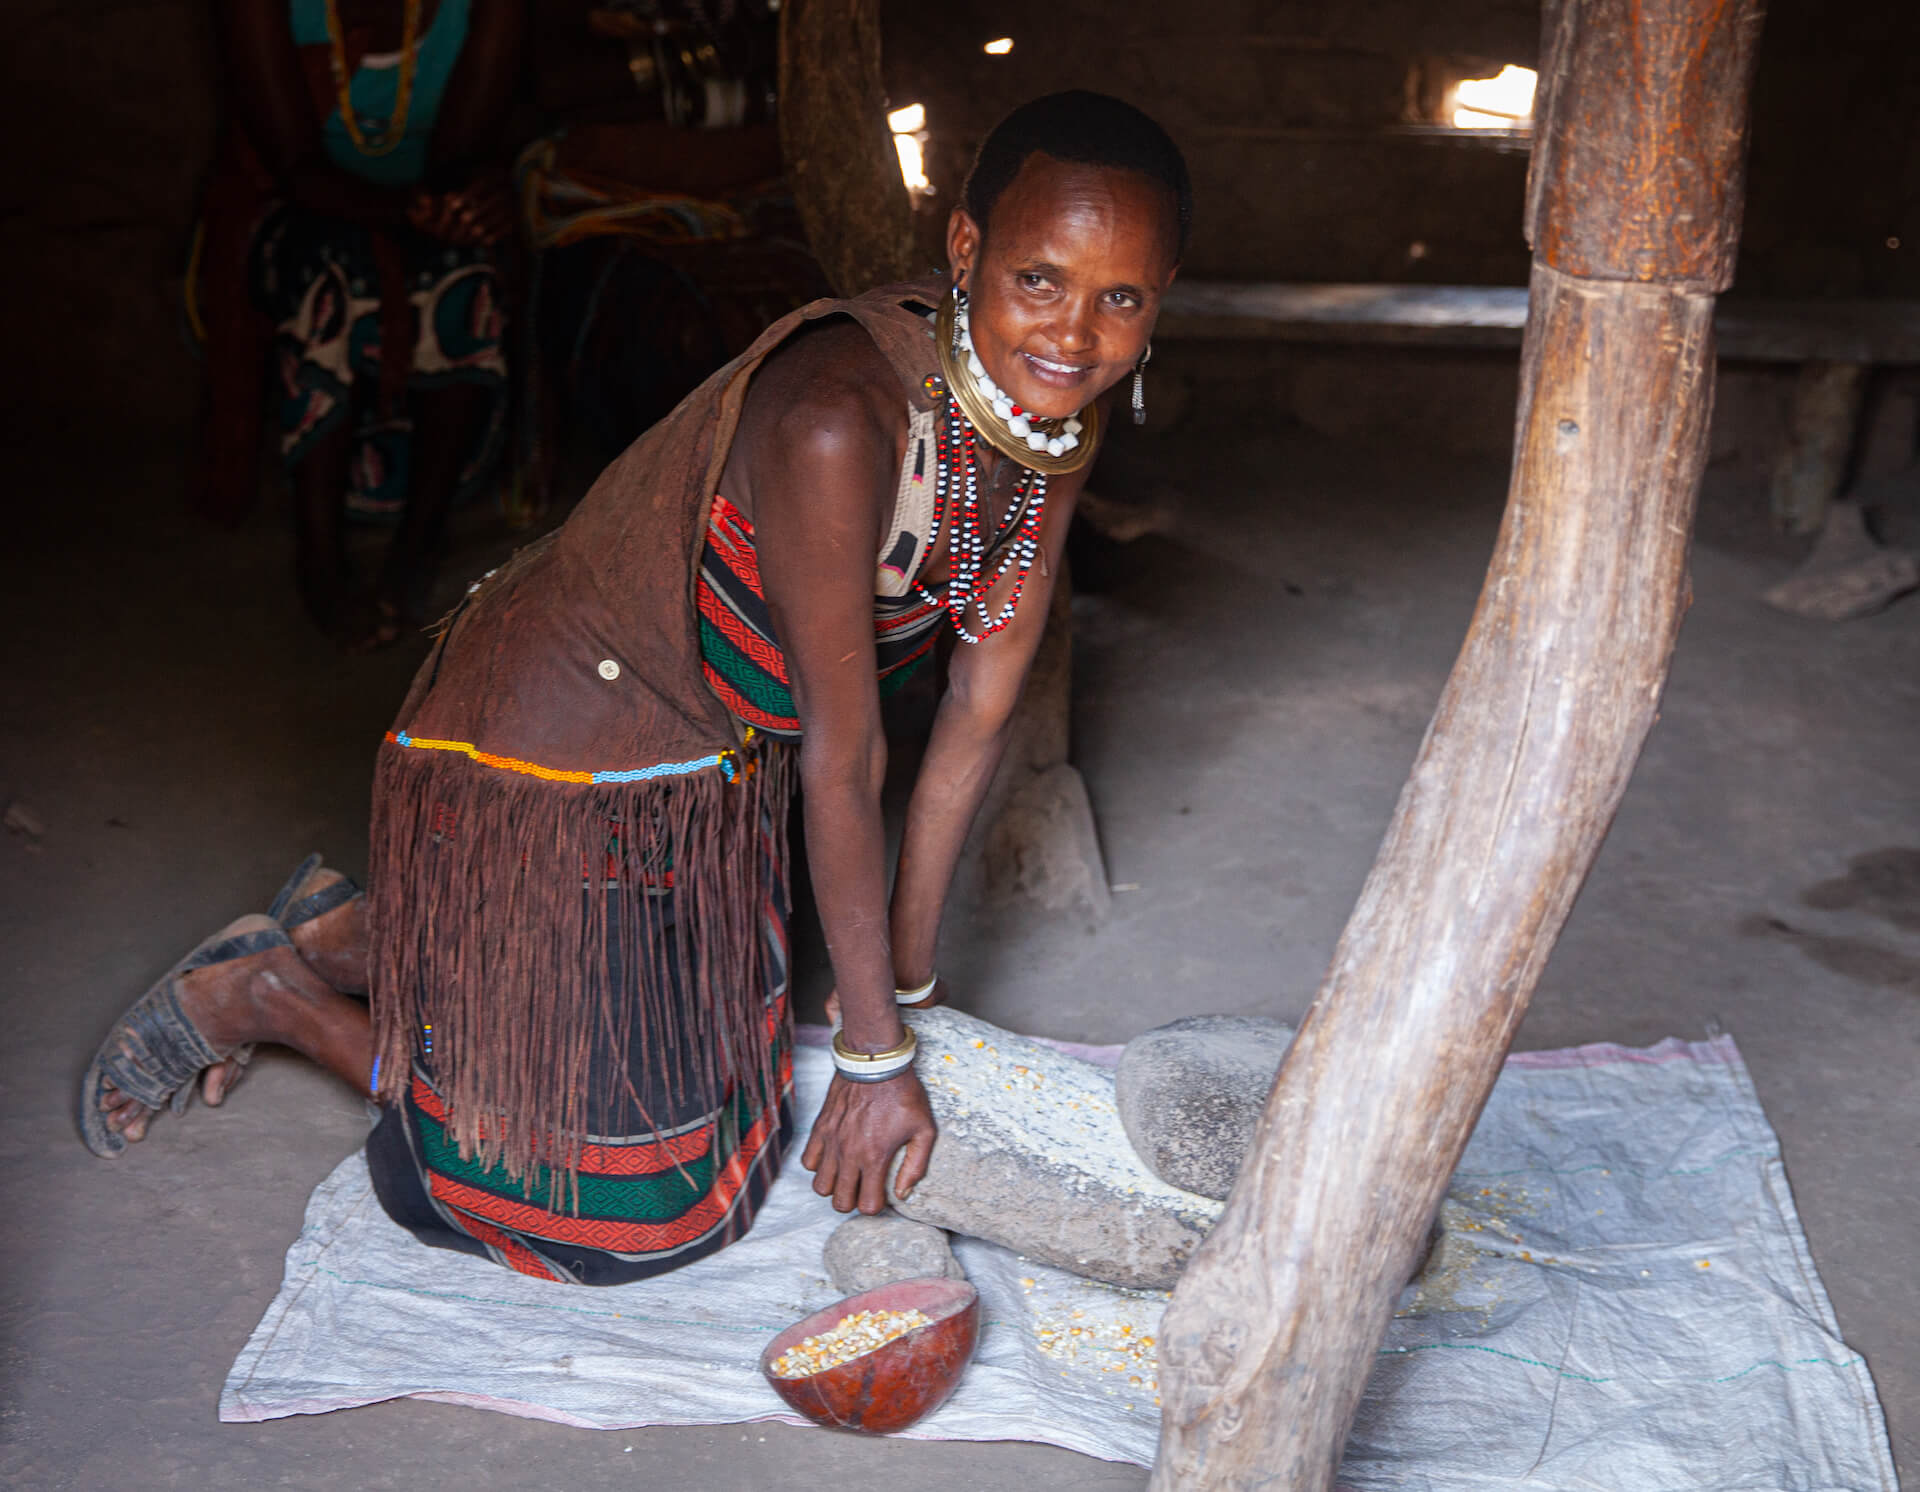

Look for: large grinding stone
[887,1007,1220,1289]
[1115,1015,1296,1200]
[822,1212,966,1294]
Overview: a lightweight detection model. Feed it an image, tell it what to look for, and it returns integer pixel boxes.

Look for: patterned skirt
[366,869,792,1286]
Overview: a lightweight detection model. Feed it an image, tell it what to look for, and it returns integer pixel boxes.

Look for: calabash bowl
[760,1276,980,1434]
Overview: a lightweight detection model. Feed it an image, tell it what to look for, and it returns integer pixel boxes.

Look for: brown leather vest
[365,279,955,1171]
[389,277,951,772]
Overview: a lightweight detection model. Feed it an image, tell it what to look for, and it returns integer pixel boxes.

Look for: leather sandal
[77,914,292,1157]
[268,851,364,930]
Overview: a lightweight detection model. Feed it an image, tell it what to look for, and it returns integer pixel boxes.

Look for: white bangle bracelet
[834,1054,915,1082]
[895,974,938,1005]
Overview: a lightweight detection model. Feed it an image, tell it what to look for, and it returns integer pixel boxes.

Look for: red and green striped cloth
[399,1047,790,1282]
[697,495,943,735]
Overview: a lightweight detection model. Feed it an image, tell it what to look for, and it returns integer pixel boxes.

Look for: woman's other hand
[801,1069,937,1214]
[822,976,949,1026]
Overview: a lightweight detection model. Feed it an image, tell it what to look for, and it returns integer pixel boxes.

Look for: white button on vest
[597,659,621,681]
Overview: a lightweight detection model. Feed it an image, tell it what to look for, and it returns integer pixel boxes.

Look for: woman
[201,0,523,647]
[83,93,1189,1284]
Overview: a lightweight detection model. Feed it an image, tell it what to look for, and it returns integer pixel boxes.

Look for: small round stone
[823,1212,966,1294]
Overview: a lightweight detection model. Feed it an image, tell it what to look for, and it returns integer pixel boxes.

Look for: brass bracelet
[831,1028,918,1065]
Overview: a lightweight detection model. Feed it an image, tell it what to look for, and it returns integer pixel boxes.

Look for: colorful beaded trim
[384,730,746,784]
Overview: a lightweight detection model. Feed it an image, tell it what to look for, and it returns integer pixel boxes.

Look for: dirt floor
[3,421,1915,1488]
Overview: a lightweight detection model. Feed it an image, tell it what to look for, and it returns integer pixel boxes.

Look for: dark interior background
[6,0,1919,469]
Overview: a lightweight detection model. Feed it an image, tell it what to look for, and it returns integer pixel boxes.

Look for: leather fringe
[367,738,792,1211]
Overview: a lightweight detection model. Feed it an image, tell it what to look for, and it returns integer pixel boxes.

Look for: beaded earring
[1132,344,1152,426]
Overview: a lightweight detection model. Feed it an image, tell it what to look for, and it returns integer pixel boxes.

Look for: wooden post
[777,0,919,297]
[1150,1,1766,1486]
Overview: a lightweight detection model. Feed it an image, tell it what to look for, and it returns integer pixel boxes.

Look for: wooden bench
[1155,282,1920,533]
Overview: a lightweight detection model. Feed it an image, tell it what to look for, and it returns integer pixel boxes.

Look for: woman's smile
[1017,349,1097,389]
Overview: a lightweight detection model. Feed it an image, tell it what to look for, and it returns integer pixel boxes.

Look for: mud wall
[883,0,1920,463]
[4,0,1916,461]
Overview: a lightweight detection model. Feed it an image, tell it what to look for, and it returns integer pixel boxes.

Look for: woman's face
[947,154,1180,423]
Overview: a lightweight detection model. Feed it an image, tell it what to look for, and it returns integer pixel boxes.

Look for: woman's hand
[801,1068,937,1214]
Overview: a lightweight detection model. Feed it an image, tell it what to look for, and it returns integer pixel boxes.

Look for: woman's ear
[946,205,981,286]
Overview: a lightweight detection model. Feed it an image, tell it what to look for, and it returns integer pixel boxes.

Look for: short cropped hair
[962,91,1192,258]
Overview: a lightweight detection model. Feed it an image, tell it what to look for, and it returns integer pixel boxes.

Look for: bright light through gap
[893,132,929,193]
[886,103,925,134]
[1451,64,1537,128]
[983,37,1014,55]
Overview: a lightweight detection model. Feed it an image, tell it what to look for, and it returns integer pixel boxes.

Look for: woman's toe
[108,1101,152,1138]
[203,1057,244,1106]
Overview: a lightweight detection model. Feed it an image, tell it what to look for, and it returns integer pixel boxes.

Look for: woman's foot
[84,859,379,1153]
[95,935,337,1144]
[277,861,371,995]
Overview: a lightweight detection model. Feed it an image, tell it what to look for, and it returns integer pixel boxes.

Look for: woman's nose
[1050,298,1097,355]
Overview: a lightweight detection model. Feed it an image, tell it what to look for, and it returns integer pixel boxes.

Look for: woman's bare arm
[888,457,1090,986]
[737,325,936,1214]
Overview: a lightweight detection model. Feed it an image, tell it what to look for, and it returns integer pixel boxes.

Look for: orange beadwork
[383,730,741,784]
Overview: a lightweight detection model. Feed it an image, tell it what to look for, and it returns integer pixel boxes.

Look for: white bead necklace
[954,301,1087,461]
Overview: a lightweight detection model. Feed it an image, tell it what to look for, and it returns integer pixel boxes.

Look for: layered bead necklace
[918,289,1099,644]
[323,0,424,158]
[917,391,1048,643]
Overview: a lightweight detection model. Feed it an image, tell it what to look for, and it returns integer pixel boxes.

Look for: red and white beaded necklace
[916,394,1048,643]
[919,289,1099,643]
